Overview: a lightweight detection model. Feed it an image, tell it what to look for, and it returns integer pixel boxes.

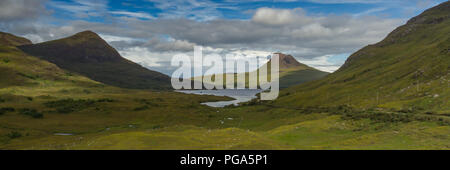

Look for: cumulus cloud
[298,55,343,73]
[119,47,163,67]
[0,0,48,21]
[252,8,310,25]
[146,37,196,52]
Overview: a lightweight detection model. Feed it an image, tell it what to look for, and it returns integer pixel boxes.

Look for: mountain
[19,31,171,90]
[0,32,32,46]
[274,53,305,69]
[193,53,328,89]
[0,33,99,89]
[262,53,329,89]
[276,1,450,113]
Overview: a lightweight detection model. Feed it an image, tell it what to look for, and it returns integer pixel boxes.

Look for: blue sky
[46,0,444,20]
[0,0,447,74]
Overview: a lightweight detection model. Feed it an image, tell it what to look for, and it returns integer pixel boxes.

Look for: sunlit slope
[0,44,100,89]
[0,32,32,46]
[277,1,450,112]
[19,31,171,90]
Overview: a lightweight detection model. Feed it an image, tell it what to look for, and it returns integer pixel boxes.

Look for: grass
[1,107,448,149]
[0,3,448,150]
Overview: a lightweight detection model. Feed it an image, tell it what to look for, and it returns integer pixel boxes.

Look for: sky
[0,0,447,75]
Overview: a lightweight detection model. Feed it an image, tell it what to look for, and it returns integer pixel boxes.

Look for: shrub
[185,102,198,109]
[0,107,15,115]
[242,99,260,106]
[83,89,91,94]
[17,72,37,80]
[2,58,10,63]
[152,125,162,129]
[19,108,43,118]
[425,111,436,115]
[44,99,96,114]
[136,99,158,107]
[280,92,291,97]
[97,98,115,102]
[6,131,22,139]
[133,106,149,111]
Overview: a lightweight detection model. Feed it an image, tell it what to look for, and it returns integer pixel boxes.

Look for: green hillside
[19,31,171,90]
[276,1,450,113]
[0,32,32,47]
[0,38,99,89]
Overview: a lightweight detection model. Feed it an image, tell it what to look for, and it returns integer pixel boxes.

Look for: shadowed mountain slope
[19,31,171,90]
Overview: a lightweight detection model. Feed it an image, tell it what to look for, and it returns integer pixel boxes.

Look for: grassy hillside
[0,45,99,89]
[19,31,171,90]
[276,1,450,113]
[277,66,329,89]
[0,32,32,46]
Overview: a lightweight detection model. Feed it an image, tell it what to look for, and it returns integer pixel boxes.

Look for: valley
[0,1,449,150]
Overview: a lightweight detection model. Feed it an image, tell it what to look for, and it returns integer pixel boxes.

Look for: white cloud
[353,7,388,17]
[298,55,341,73]
[119,47,163,67]
[100,34,138,42]
[0,0,48,21]
[110,11,155,20]
[146,37,197,52]
[252,8,307,25]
